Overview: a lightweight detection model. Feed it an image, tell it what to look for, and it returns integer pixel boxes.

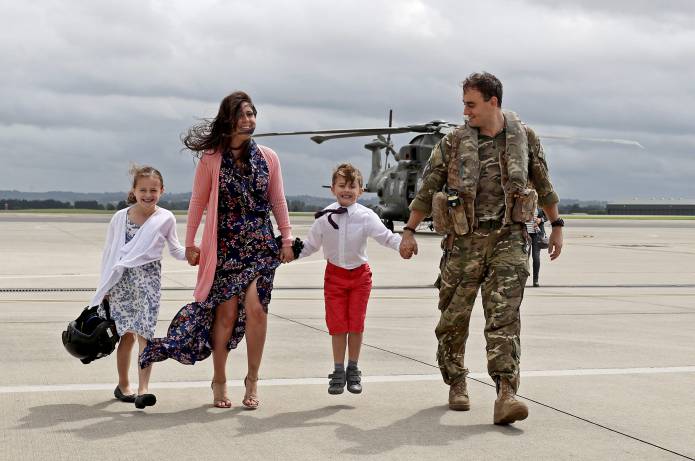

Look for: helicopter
[255,111,644,231]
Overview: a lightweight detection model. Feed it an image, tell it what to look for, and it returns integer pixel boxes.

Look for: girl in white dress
[92,165,187,409]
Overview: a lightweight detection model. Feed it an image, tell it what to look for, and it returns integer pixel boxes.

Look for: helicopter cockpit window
[398,145,416,161]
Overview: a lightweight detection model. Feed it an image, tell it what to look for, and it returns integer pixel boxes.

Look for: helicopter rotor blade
[309,122,451,144]
[385,109,398,157]
[256,121,644,150]
[308,127,417,144]
[255,126,417,139]
[541,134,645,149]
[312,132,387,144]
[386,110,393,145]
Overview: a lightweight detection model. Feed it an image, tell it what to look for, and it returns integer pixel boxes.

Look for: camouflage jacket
[410,111,559,225]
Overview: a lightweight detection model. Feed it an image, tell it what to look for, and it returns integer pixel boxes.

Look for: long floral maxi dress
[140,141,280,367]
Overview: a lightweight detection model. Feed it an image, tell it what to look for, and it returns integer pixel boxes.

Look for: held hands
[547,228,563,261]
[399,233,418,259]
[280,246,295,263]
[185,246,200,266]
[276,236,302,264]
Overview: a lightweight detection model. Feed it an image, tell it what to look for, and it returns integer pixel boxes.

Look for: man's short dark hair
[462,72,503,107]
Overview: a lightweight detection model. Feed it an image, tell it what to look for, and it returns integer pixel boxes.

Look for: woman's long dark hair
[182,91,257,158]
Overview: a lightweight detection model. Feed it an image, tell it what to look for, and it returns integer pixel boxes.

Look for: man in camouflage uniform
[399,72,564,425]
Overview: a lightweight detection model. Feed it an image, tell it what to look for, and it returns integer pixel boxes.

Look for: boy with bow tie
[299,163,402,395]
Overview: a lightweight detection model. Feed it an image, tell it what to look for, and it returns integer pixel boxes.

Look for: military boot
[448,378,470,411]
[493,378,528,425]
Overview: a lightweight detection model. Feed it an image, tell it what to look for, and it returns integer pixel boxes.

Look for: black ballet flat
[134,393,157,409]
[114,386,136,403]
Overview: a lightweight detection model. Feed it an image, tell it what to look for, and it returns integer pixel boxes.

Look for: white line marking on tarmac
[520,366,695,377]
[0,261,324,280]
[0,274,101,280]
[1,366,694,394]
[0,270,198,280]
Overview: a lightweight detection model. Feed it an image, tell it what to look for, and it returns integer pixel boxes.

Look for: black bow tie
[314,206,348,229]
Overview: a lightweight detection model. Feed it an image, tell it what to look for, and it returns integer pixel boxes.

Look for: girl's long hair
[182,91,257,159]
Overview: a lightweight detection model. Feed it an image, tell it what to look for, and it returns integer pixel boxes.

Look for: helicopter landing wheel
[382,219,394,232]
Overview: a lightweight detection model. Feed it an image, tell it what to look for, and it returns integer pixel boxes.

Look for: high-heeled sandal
[242,376,260,410]
[211,381,232,408]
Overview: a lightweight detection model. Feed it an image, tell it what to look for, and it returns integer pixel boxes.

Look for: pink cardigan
[186,146,292,302]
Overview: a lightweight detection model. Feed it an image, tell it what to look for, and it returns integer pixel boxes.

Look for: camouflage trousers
[435,224,529,391]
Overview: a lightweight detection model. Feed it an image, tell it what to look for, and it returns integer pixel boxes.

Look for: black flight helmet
[62,300,120,364]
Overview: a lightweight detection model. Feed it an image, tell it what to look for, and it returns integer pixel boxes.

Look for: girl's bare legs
[211,297,238,407]
[136,336,153,395]
[116,332,135,394]
[243,279,266,407]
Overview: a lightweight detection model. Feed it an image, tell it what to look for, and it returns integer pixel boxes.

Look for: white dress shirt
[299,202,402,269]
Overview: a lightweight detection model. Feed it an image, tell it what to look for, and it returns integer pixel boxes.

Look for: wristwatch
[550,218,565,227]
[403,226,417,234]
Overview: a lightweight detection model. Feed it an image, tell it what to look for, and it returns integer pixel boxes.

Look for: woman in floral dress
[140,91,294,408]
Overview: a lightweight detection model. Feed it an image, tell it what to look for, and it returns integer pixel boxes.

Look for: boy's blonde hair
[331,163,363,188]
[127,164,164,204]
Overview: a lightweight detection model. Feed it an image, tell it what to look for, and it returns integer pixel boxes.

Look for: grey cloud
[524,0,695,27]
[1,0,693,200]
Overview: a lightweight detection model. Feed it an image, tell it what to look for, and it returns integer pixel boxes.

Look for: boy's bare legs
[346,332,364,394]
[329,333,348,394]
[347,332,362,363]
[211,298,238,408]
[116,332,135,395]
[332,333,348,364]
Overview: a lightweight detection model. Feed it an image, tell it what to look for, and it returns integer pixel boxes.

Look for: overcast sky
[1,0,694,200]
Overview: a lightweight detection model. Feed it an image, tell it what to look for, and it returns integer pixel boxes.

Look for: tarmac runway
[1,213,694,460]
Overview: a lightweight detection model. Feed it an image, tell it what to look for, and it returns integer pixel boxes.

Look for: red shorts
[324,262,372,335]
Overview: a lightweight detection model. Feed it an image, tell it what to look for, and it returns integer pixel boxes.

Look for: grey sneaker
[346,367,362,394]
[328,370,346,395]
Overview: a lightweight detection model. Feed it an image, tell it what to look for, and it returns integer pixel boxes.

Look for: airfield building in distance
[607,199,695,216]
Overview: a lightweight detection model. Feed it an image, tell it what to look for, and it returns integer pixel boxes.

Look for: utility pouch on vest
[432,192,452,235]
[432,191,469,235]
[449,201,469,235]
[511,188,538,223]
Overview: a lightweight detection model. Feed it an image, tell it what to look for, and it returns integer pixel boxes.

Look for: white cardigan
[90,207,186,306]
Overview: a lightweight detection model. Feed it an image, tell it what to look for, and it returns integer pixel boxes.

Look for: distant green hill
[0,190,380,211]
[0,189,595,209]
[0,190,191,204]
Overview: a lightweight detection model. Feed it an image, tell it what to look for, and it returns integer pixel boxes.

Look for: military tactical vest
[431,110,537,235]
